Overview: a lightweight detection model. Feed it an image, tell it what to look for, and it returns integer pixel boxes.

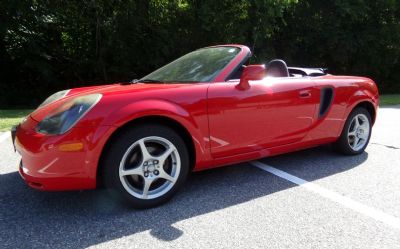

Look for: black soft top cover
[288,67,328,77]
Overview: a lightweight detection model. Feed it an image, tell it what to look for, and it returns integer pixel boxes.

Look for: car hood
[69,82,198,96]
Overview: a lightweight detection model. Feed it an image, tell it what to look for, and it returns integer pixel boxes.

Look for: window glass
[141,47,240,83]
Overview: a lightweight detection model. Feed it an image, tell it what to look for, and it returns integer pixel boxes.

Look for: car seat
[266,59,289,77]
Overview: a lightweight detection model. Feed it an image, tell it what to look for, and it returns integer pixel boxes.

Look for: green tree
[0,0,399,108]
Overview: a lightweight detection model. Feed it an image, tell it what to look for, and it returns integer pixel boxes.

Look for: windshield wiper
[121,79,163,85]
[122,79,198,85]
[137,79,164,83]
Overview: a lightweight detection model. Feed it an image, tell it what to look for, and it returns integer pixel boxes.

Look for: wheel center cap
[143,159,159,173]
[356,128,364,137]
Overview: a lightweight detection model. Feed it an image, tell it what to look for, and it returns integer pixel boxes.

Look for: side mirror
[237,65,265,90]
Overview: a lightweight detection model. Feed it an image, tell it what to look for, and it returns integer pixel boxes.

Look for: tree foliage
[0,0,399,108]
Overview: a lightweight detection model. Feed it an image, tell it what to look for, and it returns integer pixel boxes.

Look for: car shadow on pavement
[0,145,367,248]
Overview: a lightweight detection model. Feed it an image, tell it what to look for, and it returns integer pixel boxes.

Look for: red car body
[14,44,379,191]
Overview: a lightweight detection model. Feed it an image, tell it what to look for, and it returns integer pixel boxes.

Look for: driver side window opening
[225,57,250,81]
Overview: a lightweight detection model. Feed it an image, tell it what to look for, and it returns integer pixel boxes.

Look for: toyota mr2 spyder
[13,45,379,208]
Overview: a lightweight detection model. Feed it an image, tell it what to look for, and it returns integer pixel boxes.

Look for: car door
[207,77,318,158]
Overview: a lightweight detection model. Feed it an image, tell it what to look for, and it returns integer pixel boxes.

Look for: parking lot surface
[1,106,399,249]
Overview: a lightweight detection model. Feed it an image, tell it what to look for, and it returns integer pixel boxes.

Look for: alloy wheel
[119,136,181,200]
[347,113,370,151]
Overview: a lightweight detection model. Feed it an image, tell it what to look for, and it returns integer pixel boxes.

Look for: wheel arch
[353,101,376,124]
[334,101,374,155]
[336,90,378,139]
[97,115,197,187]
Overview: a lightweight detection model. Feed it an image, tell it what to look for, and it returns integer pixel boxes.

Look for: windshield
[140,46,240,83]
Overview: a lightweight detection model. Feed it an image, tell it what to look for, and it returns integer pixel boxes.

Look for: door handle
[299,90,311,98]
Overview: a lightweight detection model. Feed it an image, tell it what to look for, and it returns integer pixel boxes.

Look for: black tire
[101,124,190,208]
[334,107,372,155]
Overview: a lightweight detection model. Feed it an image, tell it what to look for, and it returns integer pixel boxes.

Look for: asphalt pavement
[0,106,399,249]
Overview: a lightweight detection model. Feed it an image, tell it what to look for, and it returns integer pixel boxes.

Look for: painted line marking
[250,160,400,230]
[0,132,10,144]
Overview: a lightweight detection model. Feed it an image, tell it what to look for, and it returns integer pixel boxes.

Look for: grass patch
[0,109,33,132]
[380,94,400,106]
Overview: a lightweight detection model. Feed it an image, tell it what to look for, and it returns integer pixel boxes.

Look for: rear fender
[337,87,378,136]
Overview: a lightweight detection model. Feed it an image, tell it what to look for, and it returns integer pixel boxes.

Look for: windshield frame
[140,45,251,84]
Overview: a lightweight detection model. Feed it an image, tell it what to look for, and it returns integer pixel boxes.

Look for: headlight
[38,89,70,108]
[36,94,102,135]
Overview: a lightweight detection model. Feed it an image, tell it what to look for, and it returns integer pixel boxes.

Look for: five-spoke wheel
[119,136,181,200]
[102,124,189,208]
[334,107,372,155]
[347,113,370,151]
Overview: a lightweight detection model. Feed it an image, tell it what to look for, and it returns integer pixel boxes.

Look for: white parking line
[0,131,10,144]
[251,160,400,230]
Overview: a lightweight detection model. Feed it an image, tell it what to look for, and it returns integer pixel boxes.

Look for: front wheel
[334,107,372,155]
[102,124,190,208]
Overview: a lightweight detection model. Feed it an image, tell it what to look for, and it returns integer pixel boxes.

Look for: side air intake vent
[319,87,334,117]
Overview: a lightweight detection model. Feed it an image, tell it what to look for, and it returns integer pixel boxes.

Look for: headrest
[266,59,289,77]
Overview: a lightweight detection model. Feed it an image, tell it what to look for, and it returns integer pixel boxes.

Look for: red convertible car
[13,45,379,208]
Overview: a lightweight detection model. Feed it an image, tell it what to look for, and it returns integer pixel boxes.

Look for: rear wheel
[334,107,372,155]
[102,124,189,208]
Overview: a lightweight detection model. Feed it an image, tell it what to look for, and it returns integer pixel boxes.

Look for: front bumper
[15,116,116,191]
[18,160,45,189]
